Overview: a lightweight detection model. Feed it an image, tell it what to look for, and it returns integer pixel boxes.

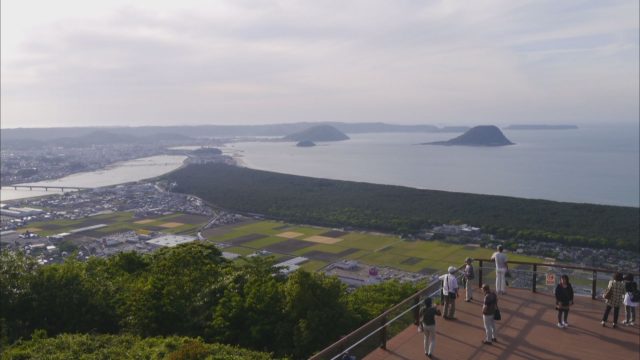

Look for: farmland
[203,220,538,274]
[16,212,538,275]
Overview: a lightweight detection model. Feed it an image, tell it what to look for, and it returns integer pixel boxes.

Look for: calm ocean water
[227,123,639,207]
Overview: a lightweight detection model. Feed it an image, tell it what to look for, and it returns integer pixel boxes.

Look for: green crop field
[204,220,540,274]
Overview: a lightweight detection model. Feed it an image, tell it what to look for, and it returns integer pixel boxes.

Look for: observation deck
[311,259,640,360]
[365,287,639,360]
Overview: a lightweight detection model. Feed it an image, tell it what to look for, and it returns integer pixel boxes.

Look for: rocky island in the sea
[423,125,514,146]
[296,140,316,147]
[283,125,350,142]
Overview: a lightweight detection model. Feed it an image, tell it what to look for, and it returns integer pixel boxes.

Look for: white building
[146,234,198,247]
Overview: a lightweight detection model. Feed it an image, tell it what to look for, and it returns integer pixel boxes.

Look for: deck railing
[308,270,464,360]
[475,259,639,300]
[310,259,639,359]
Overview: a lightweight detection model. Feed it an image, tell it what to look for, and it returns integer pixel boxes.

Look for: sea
[2,124,637,207]
[225,123,639,207]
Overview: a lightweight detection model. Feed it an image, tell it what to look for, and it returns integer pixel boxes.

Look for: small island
[284,125,350,142]
[191,147,223,156]
[504,124,578,130]
[296,140,316,147]
[422,125,514,146]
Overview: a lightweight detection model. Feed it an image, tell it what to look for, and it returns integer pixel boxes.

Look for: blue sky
[1,0,638,128]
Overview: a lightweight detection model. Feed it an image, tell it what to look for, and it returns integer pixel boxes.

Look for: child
[554,275,574,328]
[622,274,639,326]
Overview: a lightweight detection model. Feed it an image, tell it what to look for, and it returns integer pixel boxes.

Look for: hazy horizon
[2,120,639,131]
[2,0,639,129]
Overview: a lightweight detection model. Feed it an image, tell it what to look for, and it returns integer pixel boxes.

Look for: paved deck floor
[365,288,640,360]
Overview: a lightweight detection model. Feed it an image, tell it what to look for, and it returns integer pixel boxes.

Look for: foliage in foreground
[167,163,639,251]
[1,333,276,360]
[0,246,416,359]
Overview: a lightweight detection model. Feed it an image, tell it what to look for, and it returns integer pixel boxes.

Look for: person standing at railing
[622,274,638,326]
[554,275,574,328]
[439,266,459,319]
[463,257,475,302]
[419,297,442,358]
[491,245,508,295]
[481,284,498,344]
[601,272,626,328]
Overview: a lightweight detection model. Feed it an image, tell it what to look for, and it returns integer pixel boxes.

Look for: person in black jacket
[554,274,574,328]
[419,297,441,358]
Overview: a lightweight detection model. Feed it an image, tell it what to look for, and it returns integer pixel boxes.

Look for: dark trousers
[557,309,569,323]
[602,305,620,324]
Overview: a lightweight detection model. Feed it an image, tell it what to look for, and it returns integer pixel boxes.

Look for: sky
[1,0,638,129]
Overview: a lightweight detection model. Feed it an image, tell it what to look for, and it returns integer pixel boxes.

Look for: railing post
[380,316,387,349]
[592,271,597,300]
[478,260,483,288]
[413,296,420,325]
[532,264,537,293]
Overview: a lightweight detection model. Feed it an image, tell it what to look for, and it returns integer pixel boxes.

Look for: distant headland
[283,125,350,142]
[504,124,578,130]
[423,125,514,146]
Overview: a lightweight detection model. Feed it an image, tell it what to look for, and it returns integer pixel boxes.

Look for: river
[0,155,186,202]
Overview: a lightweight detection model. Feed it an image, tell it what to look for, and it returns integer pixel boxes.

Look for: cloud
[1,0,638,128]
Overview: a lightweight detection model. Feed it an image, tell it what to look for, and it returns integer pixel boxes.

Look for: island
[191,147,223,156]
[504,124,578,130]
[296,140,316,147]
[422,125,514,146]
[283,125,350,142]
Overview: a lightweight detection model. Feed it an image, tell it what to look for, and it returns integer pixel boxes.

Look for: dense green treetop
[0,245,416,359]
[166,164,639,252]
[1,334,276,360]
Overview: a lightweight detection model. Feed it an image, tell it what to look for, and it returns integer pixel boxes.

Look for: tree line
[0,244,417,359]
[167,164,639,252]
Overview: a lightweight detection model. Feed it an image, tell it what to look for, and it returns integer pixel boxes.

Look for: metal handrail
[327,285,444,360]
[475,258,639,299]
[474,258,640,275]
[309,269,465,360]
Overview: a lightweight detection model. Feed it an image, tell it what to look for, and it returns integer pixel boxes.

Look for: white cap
[448,266,456,273]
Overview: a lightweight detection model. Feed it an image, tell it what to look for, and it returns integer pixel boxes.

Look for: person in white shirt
[491,245,508,295]
[439,266,459,319]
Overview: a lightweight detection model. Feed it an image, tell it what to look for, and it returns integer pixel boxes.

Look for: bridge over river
[2,185,89,192]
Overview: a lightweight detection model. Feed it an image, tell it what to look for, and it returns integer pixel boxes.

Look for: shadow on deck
[365,288,639,360]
